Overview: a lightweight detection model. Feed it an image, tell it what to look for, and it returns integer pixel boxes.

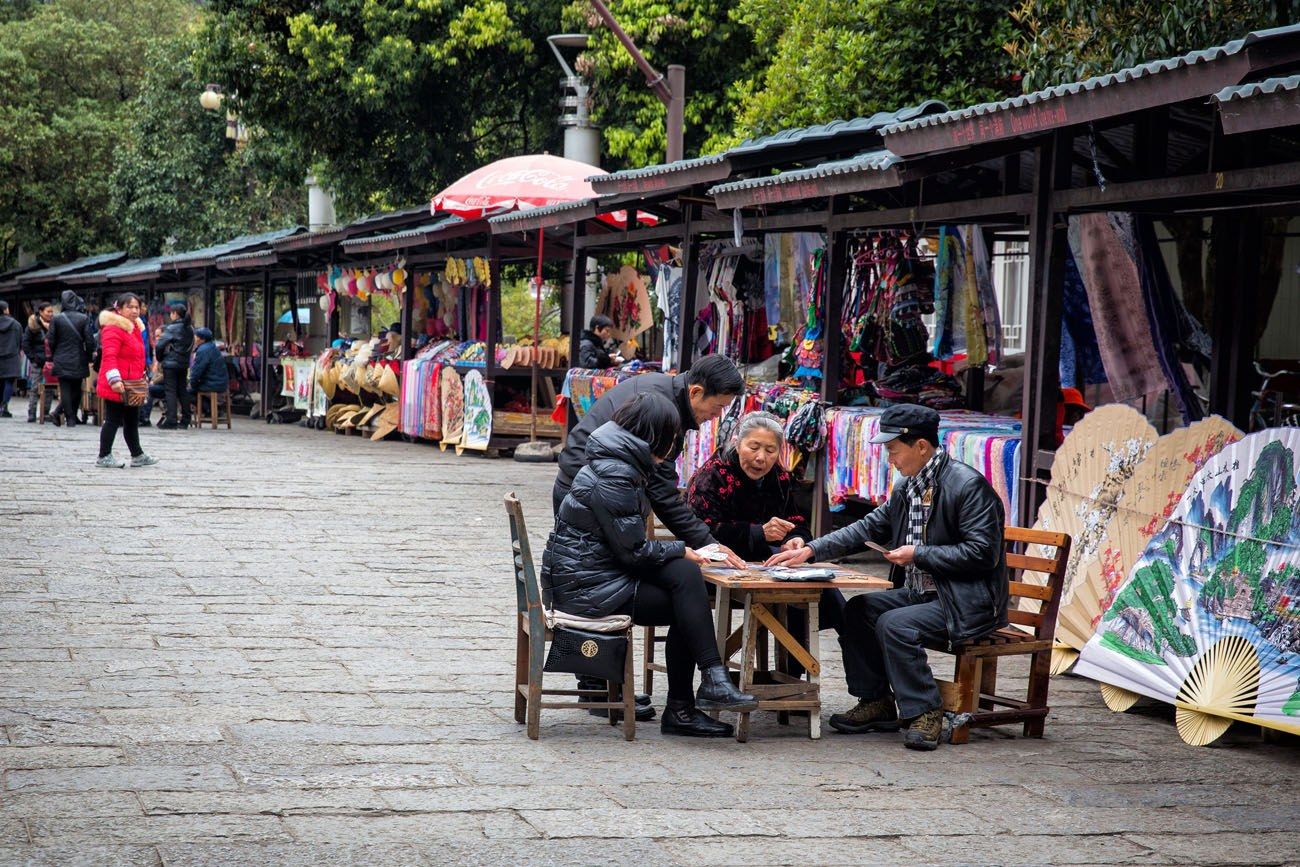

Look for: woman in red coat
[95,293,158,468]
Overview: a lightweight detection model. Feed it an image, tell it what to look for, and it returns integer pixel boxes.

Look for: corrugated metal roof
[340,216,464,248]
[709,150,901,196]
[214,248,277,268]
[592,101,946,187]
[589,154,727,185]
[16,251,126,283]
[488,199,599,226]
[102,257,165,279]
[1214,74,1300,103]
[161,226,304,268]
[883,23,1300,136]
[728,102,947,156]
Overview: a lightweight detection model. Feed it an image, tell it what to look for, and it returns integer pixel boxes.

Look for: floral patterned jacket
[685,450,809,560]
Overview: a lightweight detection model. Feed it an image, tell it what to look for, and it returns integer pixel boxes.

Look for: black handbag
[543,626,627,683]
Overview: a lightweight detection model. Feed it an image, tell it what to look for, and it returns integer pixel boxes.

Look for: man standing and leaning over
[554,354,749,720]
[154,302,194,429]
[767,404,1007,750]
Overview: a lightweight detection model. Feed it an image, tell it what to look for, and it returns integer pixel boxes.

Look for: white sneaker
[95,454,126,469]
[130,453,159,467]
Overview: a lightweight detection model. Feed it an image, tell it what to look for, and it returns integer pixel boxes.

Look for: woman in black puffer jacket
[543,393,757,737]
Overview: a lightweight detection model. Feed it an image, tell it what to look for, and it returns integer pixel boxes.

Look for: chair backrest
[504,493,545,627]
[1002,526,1072,641]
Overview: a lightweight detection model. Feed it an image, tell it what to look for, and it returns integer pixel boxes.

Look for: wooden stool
[36,381,54,424]
[82,375,101,426]
[195,390,232,429]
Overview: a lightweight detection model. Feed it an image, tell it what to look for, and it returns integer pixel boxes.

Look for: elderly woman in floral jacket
[686,411,844,638]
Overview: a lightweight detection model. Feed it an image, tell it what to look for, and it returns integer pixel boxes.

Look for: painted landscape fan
[1021,405,1158,673]
[1061,417,1243,694]
[438,366,464,449]
[1074,429,1300,746]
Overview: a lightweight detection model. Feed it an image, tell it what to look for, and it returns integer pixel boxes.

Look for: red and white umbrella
[431,153,650,227]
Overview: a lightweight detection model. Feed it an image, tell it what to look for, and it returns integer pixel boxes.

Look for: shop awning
[880,23,1300,157]
[709,149,903,209]
[1214,75,1300,134]
[590,102,946,196]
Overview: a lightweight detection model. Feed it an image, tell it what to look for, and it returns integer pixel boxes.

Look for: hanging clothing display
[1059,252,1108,388]
[928,226,1001,366]
[458,369,492,453]
[824,407,1022,520]
[1068,213,1167,402]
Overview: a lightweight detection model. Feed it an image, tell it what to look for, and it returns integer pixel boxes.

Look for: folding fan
[1020,405,1158,673]
[1074,429,1300,746]
[457,369,493,454]
[438,366,464,449]
[1051,417,1244,683]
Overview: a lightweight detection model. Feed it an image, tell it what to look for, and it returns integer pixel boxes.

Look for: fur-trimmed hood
[99,309,144,334]
[27,314,47,332]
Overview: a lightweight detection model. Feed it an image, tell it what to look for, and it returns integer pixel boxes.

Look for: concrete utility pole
[587,0,686,163]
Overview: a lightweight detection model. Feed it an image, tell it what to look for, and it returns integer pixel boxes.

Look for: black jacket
[809,457,1007,644]
[543,422,687,617]
[155,315,194,370]
[554,371,715,548]
[188,341,229,393]
[46,290,95,379]
[0,314,21,379]
[577,330,613,369]
[22,316,48,369]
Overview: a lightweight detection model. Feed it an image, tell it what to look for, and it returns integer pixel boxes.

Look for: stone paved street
[2,417,1299,866]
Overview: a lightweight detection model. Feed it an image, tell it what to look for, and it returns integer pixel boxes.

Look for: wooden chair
[926,526,1072,744]
[505,493,635,741]
[195,389,233,429]
[36,381,54,424]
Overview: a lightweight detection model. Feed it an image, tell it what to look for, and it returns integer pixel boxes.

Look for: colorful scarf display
[824,407,1022,519]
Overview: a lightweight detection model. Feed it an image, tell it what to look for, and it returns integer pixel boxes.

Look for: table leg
[807,599,821,740]
[713,585,732,660]
[736,600,757,743]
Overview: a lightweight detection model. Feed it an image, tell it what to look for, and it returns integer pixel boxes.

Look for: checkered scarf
[905,449,947,593]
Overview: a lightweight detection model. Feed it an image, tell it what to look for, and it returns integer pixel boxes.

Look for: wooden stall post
[1017,132,1072,529]
[567,225,588,433]
[1208,210,1262,428]
[811,208,846,538]
[486,235,502,391]
[259,269,272,418]
[399,249,414,362]
[676,204,700,373]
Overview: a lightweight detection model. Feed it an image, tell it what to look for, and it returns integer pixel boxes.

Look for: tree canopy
[0,0,196,266]
[194,0,568,217]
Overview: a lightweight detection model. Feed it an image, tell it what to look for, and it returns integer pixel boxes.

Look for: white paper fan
[1055,417,1243,664]
[1020,405,1158,672]
[1074,429,1300,745]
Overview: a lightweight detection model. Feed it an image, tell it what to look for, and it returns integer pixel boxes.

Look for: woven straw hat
[377,364,399,397]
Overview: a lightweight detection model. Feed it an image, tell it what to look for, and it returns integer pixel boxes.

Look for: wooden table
[702,564,891,742]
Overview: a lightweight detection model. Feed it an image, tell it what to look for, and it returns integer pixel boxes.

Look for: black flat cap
[869,404,941,444]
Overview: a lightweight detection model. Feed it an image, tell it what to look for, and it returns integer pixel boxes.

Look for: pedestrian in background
[154,302,193,429]
[0,300,21,418]
[21,301,55,422]
[46,290,95,427]
[94,294,158,469]
[187,327,229,404]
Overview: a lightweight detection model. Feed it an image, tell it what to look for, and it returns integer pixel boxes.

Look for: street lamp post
[586,0,685,163]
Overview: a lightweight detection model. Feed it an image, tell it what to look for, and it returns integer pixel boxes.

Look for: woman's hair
[113,292,142,310]
[35,301,53,313]
[589,314,613,331]
[728,411,784,460]
[611,392,681,459]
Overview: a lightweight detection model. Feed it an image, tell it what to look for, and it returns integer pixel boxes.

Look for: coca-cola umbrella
[431,155,653,446]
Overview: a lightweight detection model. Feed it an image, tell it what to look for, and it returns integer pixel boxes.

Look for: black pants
[162,367,189,426]
[839,587,948,719]
[100,399,142,459]
[54,377,83,425]
[617,558,724,702]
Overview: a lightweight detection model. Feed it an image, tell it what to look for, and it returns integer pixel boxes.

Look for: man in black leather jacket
[154,303,194,429]
[767,404,1006,750]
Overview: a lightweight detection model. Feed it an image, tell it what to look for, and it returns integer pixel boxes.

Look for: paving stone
[26,816,290,844]
[661,836,917,865]
[1123,832,1300,866]
[155,843,427,867]
[0,793,144,820]
[281,813,496,843]
[8,725,225,747]
[227,722,436,745]
[898,833,1156,865]
[0,845,161,866]
[138,790,389,816]
[5,765,238,793]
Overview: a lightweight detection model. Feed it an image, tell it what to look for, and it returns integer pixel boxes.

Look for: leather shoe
[661,701,734,737]
[589,703,655,722]
[695,664,758,712]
